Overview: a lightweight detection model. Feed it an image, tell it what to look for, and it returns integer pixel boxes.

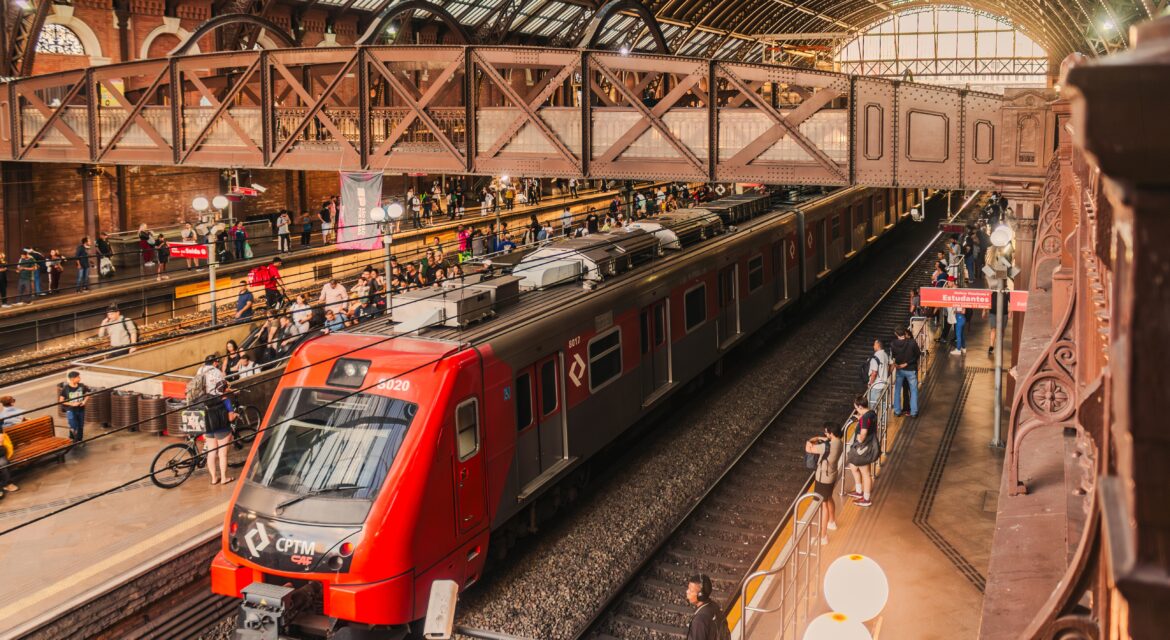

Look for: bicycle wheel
[228,426,257,468]
[239,405,262,430]
[151,443,198,489]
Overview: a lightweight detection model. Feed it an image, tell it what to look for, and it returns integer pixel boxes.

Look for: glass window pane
[685,285,706,331]
[457,399,478,459]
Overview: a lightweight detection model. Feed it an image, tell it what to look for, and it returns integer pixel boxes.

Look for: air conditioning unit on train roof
[632,209,724,250]
[512,229,659,289]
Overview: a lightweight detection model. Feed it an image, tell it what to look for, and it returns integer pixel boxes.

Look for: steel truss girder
[0,45,1011,191]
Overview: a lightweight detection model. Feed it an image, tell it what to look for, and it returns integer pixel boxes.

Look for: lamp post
[192,196,221,325]
[986,222,1017,447]
[370,202,404,317]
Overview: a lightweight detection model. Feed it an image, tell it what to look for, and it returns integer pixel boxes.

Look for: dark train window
[685,284,707,331]
[456,398,479,460]
[540,360,558,415]
[515,373,532,431]
[831,215,841,240]
[748,255,765,292]
[588,328,622,391]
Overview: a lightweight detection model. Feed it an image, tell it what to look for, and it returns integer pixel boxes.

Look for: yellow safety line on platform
[724,478,816,631]
[0,503,225,621]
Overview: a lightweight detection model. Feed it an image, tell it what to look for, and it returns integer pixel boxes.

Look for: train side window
[540,360,558,416]
[456,398,479,460]
[748,255,765,292]
[588,328,623,392]
[684,284,707,332]
[515,373,532,431]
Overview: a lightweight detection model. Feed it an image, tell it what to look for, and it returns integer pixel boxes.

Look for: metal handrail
[739,492,824,639]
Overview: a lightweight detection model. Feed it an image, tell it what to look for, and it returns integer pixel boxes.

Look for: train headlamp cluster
[327,358,371,388]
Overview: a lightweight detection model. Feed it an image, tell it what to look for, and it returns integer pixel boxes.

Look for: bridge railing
[0,45,1009,189]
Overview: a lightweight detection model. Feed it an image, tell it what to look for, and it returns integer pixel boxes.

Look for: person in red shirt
[263,257,285,311]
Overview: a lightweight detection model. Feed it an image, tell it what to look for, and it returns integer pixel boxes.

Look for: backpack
[861,353,880,386]
[185,367,209,404]
[805,439,831,470]
[247,266,268,288]
[99,256,115,276]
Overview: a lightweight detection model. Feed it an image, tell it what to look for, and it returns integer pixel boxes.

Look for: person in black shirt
[891,326,921,417]
[685,574,728,640]
[585,208,599,234]
[58,371,88,444]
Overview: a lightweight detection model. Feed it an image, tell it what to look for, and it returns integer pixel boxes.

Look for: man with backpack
[255,257,285,311]
[684,574,730,640]
[98,305,138,356]
[865,339,891,408]
[188,354,238,485]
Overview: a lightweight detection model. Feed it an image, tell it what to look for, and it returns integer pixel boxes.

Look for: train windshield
[245,388,417,522]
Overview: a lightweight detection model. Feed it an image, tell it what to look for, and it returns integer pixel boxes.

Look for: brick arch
[140,17,200,58]
[146,33,182,60]
[43,5,109,65]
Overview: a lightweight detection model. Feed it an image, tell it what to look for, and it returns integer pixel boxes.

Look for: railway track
[573,203,966,640]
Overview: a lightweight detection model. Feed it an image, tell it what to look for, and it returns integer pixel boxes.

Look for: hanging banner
[337,171,383,250]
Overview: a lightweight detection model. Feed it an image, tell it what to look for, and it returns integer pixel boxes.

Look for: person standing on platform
[561,207,573,237]
[155,235,170,281]
[319,199,335,244]
[0,253,8,307]
[95,232,114,278]
[276,211,291,253]
[299,212,313,247]
[99,305,138,356]
[684,574,728,640]
[891,326,920,418]
[586,208,599,235]
[27,247,46,296]
[845,395,878,508]
[950,284,968,356]
[58,371,88,445]
[568,177,578,199]
[16,250,35,304]
[234,280,254,323]
[985,288,999,356]
[137,224,155,269]
[866,339,890,408]
[806,420,843,544]
[46,249,64,294]
[74,237,91,292]
[232,222,248,260]
[180,223,200,270]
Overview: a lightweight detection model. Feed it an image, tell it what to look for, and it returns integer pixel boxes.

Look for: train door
[454,397,486,535]
[718,265,739,347]
[535,356,565,472]
[640,299,671,400]
[514,370,540,487]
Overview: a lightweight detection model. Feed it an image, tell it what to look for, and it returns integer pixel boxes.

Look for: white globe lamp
[802,612,872,640]
[990,224,1014,248]
[212,195,230,210]
[823,554,889,622]
[192,196,210,211]
[386,202,404,220]
[369,206,387,223]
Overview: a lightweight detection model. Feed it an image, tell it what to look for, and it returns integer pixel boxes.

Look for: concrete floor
[745,317,1007,639]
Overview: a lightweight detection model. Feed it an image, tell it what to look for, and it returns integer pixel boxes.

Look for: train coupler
[233,581,317,640]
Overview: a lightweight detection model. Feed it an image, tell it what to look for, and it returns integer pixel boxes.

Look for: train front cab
[211,336,493,631]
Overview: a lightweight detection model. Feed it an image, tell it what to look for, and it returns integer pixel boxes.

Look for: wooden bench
[6,416,73,468]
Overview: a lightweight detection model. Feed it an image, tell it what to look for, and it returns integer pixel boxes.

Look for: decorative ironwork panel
[852,76,896,186]
[894,81,964,189]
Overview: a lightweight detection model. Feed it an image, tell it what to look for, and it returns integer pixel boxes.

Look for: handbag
[1,432,13,459]
[243,242,254,259]
[847,432,881,467]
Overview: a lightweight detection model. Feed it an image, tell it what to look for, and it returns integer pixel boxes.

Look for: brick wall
[123,166,220,229]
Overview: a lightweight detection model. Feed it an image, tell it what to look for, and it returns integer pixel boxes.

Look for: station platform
[0,182,635,359]
[741,314,1007,638]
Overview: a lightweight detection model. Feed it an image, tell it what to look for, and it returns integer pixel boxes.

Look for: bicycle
[149,404,261,489]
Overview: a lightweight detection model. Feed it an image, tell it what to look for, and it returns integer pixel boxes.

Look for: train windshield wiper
[275,484,360,513]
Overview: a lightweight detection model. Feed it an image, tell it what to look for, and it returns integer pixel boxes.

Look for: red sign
[1010,290,1029,312]
[230,186,259,196]
[170,243,209,259]
[919,287,993,309]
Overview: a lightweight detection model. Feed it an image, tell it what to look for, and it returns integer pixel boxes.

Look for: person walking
[98,305,138,356]
[74,237,91,292]
[262,257,286,310]
[58,371,88,444]
[891,326,921,417]
[845,395,878,508]
[684,575,728,640]
[192,354,236,485]
[276,211,291,253]
[806,421,843,543]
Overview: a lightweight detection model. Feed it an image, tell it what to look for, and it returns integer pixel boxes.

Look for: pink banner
[337,171,383,250]
[170,243,208,259]
[920,287,993,309]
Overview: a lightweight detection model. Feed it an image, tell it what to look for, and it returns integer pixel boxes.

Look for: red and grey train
[211,185,921,639]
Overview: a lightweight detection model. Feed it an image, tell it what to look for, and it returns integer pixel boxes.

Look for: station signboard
[919,287,1029,312]
[170,243,209,260]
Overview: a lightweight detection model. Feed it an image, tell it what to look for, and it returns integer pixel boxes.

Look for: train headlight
[339,542,354,557]
[327,358,372,388]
